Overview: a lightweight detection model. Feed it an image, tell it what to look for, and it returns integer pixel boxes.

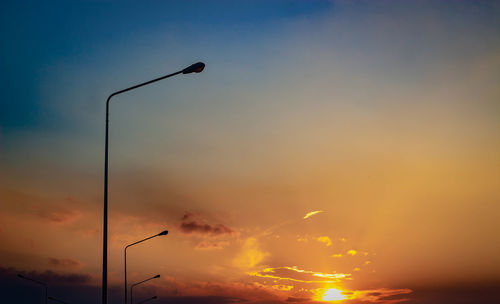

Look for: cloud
[33,207,82,224]
[233,237,269,269]
[285,297,309,302]
[272,285,294,291]
[351,288,413,304]
[7,267,92,285]
[195,241,230,250]
[0,266,107,304]
[303,211,324,219]
[347,250,357,256]
[250,266,350,283]
[48,258,82,269]
[316,236,332,246]
[158,296,247,304]
[179,212,235,236]
[180,221,234,235]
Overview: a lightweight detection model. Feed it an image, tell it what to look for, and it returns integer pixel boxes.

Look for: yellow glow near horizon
[321,288,346,302]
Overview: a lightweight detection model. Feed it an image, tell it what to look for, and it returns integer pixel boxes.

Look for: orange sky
[1,1,500,304]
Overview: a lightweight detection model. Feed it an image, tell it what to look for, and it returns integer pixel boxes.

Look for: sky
[1,0,500,303]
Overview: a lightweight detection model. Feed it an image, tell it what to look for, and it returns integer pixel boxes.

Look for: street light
[131,274,160,304]
[137,296,157,304]
[125,231,168,304]
[48,296,70,304]
[102,61,205,304]
[17,274,48,304]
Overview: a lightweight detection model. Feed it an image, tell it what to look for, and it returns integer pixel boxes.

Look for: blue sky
[0,0,331,129]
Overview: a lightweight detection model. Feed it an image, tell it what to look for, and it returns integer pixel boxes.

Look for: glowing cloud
[250,266,350,283]
[233,237,269,269]
[272,285,294,291]
[347,250,357,256]
[303,210,324,219]
[316,236,332,246]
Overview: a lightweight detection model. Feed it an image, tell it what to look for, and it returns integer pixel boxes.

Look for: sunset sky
[1,1,500,303]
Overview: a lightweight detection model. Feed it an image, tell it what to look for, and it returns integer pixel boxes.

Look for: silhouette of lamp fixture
[18,274,48,304]
[125,231,168,304]
[137,296,157,304]
[48,296,71,304]
[102,61,205,304]
[131,274,161,304]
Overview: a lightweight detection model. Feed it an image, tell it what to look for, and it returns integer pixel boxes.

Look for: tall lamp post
[48,296,71,304]
[131,274,160,304]
[102,62,205,304]
[17,274,48,304]
[125,232,167,304]
[137,296,157,304]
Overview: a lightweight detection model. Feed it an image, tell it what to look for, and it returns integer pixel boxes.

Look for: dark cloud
[20,269,91,285]
[180,221,234,235]
[0,266,98,304]
[406,282,500,304]
[286,297,309,302]
[48,258,82,269]
[179,212,234,236]
[159,296,247,304]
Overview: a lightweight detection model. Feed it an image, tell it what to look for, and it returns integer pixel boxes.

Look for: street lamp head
[158,230,168,236]
[154,274,161,278]
[182,62,205,74]
[17,274,24,278]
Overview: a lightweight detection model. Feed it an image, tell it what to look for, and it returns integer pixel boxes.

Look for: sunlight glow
[321,288,346,302]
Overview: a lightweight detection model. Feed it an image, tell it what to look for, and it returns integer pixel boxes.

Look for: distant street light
[102,61,205,304]
[137,296,157,304]
[48,296,70,304]
[125,231,168,304]
[17,274,48,304]
[131,274,160,304]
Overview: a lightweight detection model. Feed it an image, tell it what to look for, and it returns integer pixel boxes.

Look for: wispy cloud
[250,266,350,283]
[303,211,324,219]
[32,207,82,225]
[195,240,230,250]
[48,258,83,269]
[233,237,269,269]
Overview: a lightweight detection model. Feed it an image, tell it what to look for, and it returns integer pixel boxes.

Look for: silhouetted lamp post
[48,296,70,304]
[18,274,48,304]
[137,296,157,304]
[125,231,168,304]
[102,62,205,304]
[131,274,160,304]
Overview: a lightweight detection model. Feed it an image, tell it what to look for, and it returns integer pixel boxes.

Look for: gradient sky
[1,1,500,304]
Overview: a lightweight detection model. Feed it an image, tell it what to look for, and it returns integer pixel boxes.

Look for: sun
[321,288,346,302]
